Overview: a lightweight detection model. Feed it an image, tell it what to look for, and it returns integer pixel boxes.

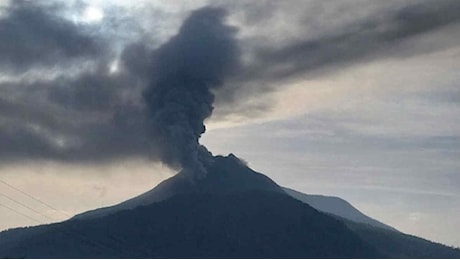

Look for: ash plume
[143,7,239,178]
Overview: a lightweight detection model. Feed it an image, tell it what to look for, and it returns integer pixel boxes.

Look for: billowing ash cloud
[142,7,239,177]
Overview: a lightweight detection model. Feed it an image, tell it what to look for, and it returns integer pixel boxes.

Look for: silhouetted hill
[345,220,460,258]
[0,192,380,258]
[284,187,396,230]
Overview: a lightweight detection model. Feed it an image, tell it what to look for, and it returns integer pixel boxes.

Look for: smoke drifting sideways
[142,7,239,179]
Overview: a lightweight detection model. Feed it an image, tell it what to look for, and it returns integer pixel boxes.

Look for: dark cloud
[0,1,152,164]
[201,0,460,120]
[0,0,103,73]
[0,68,151,163]
[238,0,460,83]
[47,68,122,112]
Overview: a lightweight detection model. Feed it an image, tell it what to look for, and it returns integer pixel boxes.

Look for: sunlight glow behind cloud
[73,5,104,24]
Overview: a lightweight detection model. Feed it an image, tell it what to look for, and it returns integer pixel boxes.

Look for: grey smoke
[142,7,239,177]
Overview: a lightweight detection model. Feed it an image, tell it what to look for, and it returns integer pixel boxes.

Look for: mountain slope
[344,219,460,258]
[75,154,396,232]
[283,187,396,231]
[0,191,381,258]
[73,154,284,220]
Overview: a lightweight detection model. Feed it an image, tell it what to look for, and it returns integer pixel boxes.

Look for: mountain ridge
[0,191,382,258]
[283,187,397,231]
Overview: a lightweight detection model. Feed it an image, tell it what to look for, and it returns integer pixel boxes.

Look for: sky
[0,0,459,247]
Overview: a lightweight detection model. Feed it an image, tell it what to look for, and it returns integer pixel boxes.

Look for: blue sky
[0,0,459,247]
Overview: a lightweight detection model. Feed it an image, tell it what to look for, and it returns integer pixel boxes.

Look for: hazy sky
[0,0,459,247]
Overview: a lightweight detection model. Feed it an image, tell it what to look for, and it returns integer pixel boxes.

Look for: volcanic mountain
[73,154,285,220]
[73,154,395,232]
[0,154,459,258]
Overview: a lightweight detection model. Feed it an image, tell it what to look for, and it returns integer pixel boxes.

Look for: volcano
[73,154,394,232]
[1,154,459,258]
[73,154,284,220]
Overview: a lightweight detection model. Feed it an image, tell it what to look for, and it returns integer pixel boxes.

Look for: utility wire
[0,179,71,218]
[1,200,120,256]
[0,179,124,256]
[0,192,55,222]
[0,202,42,224]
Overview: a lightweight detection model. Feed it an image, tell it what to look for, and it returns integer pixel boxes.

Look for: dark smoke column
[143,7,239,178]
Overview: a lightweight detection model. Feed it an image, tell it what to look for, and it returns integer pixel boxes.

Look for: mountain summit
[74,154,284,220]
[74,154,394,231]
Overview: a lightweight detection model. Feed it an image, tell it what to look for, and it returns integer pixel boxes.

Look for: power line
[0,179,71,218]
[1,200,121,256]
[0,202,42,224]
[0,179,129,256]
[0,188,122,256]
[0,192,55,222]
[0,179,125,255]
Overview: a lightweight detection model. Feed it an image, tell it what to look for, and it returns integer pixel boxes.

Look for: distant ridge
[283,187,397,231]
